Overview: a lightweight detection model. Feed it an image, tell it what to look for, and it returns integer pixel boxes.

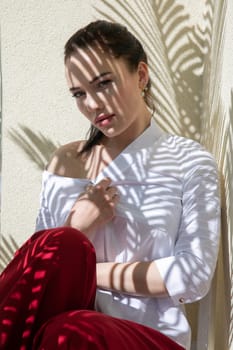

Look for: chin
[101,128,118,138]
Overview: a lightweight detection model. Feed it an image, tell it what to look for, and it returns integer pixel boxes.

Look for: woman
[0,20,220,350]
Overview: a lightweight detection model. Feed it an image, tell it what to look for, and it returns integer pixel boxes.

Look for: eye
[72,91,85,99]
[97,79,112,89]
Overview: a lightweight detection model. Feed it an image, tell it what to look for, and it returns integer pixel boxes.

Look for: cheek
[75,100,88,117]
[121,86,140,108]
[122,76,140,100]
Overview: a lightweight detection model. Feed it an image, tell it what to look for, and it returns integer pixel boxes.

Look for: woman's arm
[38,143,220,303]
[97,153,220,303]
[97,261,169,297]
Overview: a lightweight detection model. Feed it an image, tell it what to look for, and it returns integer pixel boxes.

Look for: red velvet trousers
[0,227,185,350]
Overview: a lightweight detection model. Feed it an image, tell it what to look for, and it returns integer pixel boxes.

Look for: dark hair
[64,20,154,153]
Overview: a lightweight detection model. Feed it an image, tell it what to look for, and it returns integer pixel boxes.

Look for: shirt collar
[93,118,165,183]
[125,118,165,152]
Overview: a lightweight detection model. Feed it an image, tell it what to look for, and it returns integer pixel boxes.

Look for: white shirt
[36,119,220,350]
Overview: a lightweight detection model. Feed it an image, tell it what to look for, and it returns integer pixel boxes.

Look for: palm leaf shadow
[1,129,58,270]
[201,0,227,152]
[8,125,60,170]
[199,1,229,345]
[93,0,209,342]
[94,0,215,141]
[222,89,233,349]
[229,89,233,349]
[0,234,18,272]
[93,0,228,348]
[211,89,233,350]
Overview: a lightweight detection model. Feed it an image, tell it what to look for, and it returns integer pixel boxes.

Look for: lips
[94,114,115,125]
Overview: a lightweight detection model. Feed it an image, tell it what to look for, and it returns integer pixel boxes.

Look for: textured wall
[0,0,207,245]
[0,0,96,245]
[0,1,231,349]
[201,1,232,349]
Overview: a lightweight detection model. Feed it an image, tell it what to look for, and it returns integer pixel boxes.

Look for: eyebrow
[90,71,112,84]
[69,71,112,92]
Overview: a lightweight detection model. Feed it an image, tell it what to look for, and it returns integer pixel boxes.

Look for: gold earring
[141,86,148,98]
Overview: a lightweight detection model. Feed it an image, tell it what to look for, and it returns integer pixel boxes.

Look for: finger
[105,186,118,198]
[110,193,120,205]
[96,177,112,190]
[86,184,94,193]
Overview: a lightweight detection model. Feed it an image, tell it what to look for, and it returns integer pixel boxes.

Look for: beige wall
[0,0,208,243]
[203,0,233,350]
[201,0,233,348]
[0,1,232,349]
[0,1,95,245]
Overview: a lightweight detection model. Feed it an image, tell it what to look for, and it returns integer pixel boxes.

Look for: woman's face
[65,45,150,142]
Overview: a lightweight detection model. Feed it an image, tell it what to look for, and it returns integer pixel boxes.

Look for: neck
[102,109,152,152]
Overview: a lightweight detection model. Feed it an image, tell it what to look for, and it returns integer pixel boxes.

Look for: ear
[137,61,149,89]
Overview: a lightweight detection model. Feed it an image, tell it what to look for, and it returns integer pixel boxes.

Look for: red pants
[0,227,184,350]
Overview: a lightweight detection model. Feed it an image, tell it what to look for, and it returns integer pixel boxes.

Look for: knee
[31,227,96,274]
[51,228,97,275]
[58,227,96,262]
[39,227,95,258]
[44,226,92,245]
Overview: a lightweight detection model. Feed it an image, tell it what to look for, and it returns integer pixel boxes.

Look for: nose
[85,93,104,112]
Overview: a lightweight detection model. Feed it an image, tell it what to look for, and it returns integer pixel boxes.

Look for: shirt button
[179,297,185,303]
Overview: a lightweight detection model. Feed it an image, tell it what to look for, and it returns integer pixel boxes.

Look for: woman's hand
[64,178,119,236]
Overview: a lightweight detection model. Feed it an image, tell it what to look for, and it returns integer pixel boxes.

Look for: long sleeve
[156,153,220,306]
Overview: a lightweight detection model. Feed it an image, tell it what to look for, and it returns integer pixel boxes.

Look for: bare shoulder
[46,140,87,178]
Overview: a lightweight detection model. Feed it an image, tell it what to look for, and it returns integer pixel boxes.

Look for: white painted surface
[0,1,232,349]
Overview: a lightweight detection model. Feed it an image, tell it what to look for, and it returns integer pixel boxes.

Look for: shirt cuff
[155,255,208,306]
